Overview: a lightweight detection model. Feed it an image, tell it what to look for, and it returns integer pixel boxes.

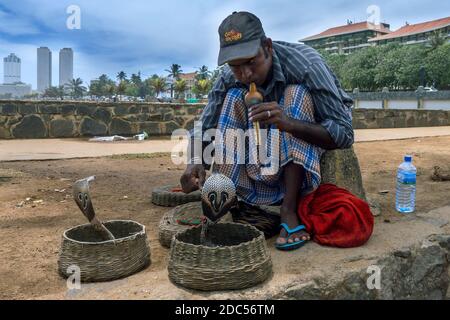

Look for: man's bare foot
[276,207,310,245]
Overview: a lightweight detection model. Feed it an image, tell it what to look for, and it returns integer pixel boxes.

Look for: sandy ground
[1,126,449,161]
[0,136,450,299]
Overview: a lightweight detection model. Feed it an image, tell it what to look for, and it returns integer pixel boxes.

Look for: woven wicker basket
[168,222,272,291]
[159,202,234,248]
[58,220,151,282]
[159,202,204,248]
[151,185,201,207]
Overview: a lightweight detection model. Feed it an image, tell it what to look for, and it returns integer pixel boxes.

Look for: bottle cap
[404,155,412,162]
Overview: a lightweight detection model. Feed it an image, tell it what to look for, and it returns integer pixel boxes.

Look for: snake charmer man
[180,11,354,251]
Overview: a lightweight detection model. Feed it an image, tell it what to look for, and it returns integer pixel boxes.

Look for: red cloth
[297,184,374,248]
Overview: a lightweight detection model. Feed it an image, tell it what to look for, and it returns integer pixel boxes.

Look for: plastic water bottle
[395,155,416,213]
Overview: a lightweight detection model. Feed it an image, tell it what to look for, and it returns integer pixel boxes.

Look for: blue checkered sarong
[213,85,323,206]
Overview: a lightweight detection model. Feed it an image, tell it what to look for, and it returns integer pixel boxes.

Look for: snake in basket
[200,173,237,245]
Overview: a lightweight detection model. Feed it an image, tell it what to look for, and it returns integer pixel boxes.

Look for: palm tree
[65,78,87,99]
[150,76,168,98]
[196,65,211,80]
[130,72,142,86]
[116,80,128,101]
[116,71,127,82]
[56,85,66,100]
[173,79,187,100]
[43,86,60,99]
[165,64,183,80]
[106,83,116,99]
[193,79,212,98]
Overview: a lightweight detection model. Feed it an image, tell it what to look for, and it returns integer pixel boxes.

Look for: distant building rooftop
[369,16,450,42]
[178,72,197,81]
[301,21,391,42]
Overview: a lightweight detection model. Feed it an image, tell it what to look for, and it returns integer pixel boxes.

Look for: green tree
[425,43,450,89]
[90,74,117,97]
[106,83,116,98]
[173,79,187,100]
[130,72,142,86]
[192,79,212,98]
[125,83,139,97]
[165,64,183,80]
[43,86,65,99]
[374,44,403,89]
[143,78,156,98]
[65,78,87,99]
[320,51,348,84]
[396,45,427,89]
[341,46,382,91]
[429,31,446,50]
[195,65,211,81]
[150,76,168,98]
[116,71,127,82]
[89,81,102,97]
[116,80,128,99]
[129,72,149,97]
[23,92,39,99]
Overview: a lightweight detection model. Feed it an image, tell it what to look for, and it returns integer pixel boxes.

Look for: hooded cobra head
[72,176,115,241]
[73,176,96,222]
[201,174,237,223]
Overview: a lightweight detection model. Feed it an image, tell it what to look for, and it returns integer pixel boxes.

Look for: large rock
[110,118,133,135]
[76,105,96,116]
[279,235,450,300]
[139,122,160,135]
[18,104,37,115]
[50,119,75,138]
[80,117,107,136]
[320,147,366,201]
[11,115,47,138]
[163,121,180,135]
[39,105,59,114]
[0,104,17,115]
[60,104,76,116]
[0,126,11,139]
[93,108,112,124]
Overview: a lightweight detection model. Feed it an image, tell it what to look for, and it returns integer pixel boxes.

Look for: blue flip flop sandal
[275,223,308,251]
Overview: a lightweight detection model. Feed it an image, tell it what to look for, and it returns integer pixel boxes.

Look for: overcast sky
[1,0,449,89]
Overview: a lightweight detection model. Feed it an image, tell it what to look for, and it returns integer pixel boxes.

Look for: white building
[59,48,73,87]
[37,47,52,93]
[3,53,21,84]
[0,83,32,98]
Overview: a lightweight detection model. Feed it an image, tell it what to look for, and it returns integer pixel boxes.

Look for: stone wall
[0,100,449,139]
[350,89,450,110]
[0,100,202,139]
[352,109,450,129]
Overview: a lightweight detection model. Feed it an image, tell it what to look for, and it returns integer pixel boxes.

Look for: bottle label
[398,171,416,184]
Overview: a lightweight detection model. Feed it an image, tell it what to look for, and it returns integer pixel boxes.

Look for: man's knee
[283,84,315,122]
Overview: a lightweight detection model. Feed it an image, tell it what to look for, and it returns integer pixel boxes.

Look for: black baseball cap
[217,11,266,66]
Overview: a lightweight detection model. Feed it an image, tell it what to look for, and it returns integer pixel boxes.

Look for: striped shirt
[199,41,354,149]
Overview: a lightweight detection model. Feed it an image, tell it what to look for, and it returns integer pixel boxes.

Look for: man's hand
[248,102,291,131]
[249,102,339,150]
[180,164,206,193]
